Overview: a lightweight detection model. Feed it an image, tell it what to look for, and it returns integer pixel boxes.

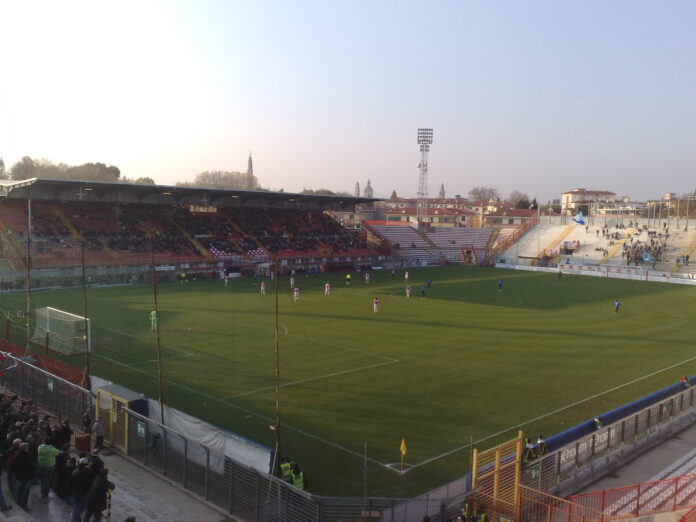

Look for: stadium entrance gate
[96,384,148,453]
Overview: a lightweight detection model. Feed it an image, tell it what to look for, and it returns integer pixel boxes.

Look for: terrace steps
[672,235,696,272]
[165,215,213,260]
[98,238,122,263]
[51,205,82,239]
[601,228,636,265]
[537,225,574,260]
[222,215,269,256]
[0,218,26,270]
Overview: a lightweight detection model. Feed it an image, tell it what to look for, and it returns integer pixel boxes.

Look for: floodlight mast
[417,128,433,228]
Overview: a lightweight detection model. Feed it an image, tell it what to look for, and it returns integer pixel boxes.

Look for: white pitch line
[222,359,400,399]
[90,350,392,470]
[404,351,696,473]
[100,326,195,357]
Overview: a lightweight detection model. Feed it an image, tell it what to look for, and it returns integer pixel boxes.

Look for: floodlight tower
[416,128,433,228]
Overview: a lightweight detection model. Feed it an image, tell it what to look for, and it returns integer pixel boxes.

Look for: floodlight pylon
[417,128,433,228]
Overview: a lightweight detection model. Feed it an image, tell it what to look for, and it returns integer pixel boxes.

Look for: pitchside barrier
[522,381,696,498]
[0,353,402,521]
[495,262,696,285]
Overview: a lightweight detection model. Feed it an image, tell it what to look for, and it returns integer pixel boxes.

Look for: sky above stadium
[1,1,695,202]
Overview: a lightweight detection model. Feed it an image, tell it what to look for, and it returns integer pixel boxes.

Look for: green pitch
[5,266,696,497]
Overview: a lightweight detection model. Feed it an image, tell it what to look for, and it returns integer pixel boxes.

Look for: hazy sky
[1,1,695,202]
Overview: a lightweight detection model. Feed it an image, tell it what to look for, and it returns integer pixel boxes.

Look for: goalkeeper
[150,310,158,331]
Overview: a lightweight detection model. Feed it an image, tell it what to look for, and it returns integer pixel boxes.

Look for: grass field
[3,266,696,497]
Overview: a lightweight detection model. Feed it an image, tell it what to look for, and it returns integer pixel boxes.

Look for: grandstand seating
[425,227,496,263]
[366,224,496,264]
[0,201,372,268]
[500,224,569,262]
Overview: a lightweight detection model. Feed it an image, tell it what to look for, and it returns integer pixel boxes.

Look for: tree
[10,156,37,179]
[515,199,531,209]
[468,186,500,202]
[300,188,338,195]
[10,156,120,181]
[123,176,156,185]
[0,158,6,179]
[178,170,259,190]
[506,190,529,206]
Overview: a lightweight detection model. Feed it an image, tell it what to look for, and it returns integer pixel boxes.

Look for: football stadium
[0,178,695,521]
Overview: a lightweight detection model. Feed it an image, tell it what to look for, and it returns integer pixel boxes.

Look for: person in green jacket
[37,438,59,500]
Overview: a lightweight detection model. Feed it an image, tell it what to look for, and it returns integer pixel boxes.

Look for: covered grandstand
[0,178,386,277]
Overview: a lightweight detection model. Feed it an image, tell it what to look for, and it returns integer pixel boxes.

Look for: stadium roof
[0,178,379,210]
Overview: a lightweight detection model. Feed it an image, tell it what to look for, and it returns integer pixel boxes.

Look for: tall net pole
[150,241,165,425]
[416,128,433,229]
[24,190,32,355]
[80,239,91,388]
[273,260,282,474]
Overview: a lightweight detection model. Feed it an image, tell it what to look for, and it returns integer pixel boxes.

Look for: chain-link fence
[0,351,90,426]
[0,353,403,521]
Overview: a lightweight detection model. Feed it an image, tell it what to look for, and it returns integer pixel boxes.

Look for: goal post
[31,307,91,355]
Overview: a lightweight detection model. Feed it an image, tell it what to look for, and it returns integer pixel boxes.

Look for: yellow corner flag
[400,437,407,471]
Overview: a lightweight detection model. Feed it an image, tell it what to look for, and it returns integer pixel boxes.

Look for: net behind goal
[31,307,91,355]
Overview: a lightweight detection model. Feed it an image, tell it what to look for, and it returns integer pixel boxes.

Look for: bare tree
[177,170,259,189]
[506,190,529,206]
[468,186,500,202]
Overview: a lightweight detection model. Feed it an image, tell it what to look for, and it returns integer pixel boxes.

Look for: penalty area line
[221,359,400,399]
[403,351,696,473]
[100,327,196,358]
[90,351,393,470]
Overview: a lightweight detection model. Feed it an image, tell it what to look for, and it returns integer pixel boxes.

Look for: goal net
[31,307,91,355]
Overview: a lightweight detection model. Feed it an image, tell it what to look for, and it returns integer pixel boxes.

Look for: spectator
[53,444,74,500]
[67,457,95,522]
[83,468,115,522]
[0,445,12,511]
[82,410,92,434]
[57,420,74,449]
[593,417,604,430]
[37,437,59,501]
[89,449,104,475]
[4,438,22,500]
[92,418,106,451]
[10,442,34,511]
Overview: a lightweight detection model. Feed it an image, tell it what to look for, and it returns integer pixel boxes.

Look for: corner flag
[400,437,407,470]
[572,211,585,225]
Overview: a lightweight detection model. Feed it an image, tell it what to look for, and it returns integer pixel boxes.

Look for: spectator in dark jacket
[88,449,104,475]
[9,443,34,511]
[57,420,74,449]
[83,468,115,521]
[53,444,73,500]
[67,458,95,522]
[4,439,22,501]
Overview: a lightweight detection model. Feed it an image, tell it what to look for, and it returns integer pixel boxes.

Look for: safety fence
[681,505,696,522]
[521,385,696,498]
[0,353,403,521]
[496,262,696,285]
[0,352,89,427]
[569,474,696,519]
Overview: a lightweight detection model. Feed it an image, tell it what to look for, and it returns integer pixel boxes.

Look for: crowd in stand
[0,395,114,521]
[621,229,667,266]
[225,207,359,254]
[2,201,368,266]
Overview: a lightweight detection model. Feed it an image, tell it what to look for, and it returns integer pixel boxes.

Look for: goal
[31,307,91,355]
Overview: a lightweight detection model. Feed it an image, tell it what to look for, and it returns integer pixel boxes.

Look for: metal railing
[522,386,696,497]
[569,473,696,519]
[0,353,401,521]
